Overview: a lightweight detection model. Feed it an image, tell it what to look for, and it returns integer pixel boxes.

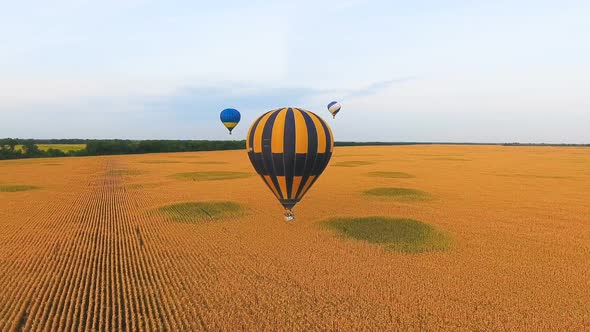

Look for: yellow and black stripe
[222,122,239,130]
[247,107,334,210]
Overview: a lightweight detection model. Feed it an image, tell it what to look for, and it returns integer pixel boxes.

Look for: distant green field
[15,144,86,152]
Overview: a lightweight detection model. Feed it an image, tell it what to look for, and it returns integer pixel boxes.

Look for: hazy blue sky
[1,0,589,142]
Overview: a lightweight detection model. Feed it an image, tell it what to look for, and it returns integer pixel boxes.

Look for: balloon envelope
[327,101,341,118]
[247,107,334,213]
[220,108,241,134]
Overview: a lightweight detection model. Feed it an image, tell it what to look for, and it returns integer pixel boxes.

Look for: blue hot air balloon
[327,101,341,118]
[220,108,241,134]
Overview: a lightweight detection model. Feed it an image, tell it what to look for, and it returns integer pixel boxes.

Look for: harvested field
[0,145,589,330]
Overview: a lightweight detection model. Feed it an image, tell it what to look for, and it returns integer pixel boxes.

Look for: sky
[1,0,589,143]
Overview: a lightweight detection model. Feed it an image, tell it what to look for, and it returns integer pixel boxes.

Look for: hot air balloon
[327,101,341,118]
[247,107,334,221]
[220,108,241,134]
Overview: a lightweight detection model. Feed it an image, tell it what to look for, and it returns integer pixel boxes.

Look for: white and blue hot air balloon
[327,101,341,119]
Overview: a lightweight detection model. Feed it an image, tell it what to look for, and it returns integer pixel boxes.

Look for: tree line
[0,139,246,160]
[2,139,587,160]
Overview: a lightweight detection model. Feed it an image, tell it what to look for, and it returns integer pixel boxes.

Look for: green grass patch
[364,187,432,201]
[0,185,39,192]
[158,201,244,223]
[323,216,451,253]
[108,169,143,176]
[139,160,181,164]
[367,171,414,178]
[172,171,251,181]
[333,161,374,167]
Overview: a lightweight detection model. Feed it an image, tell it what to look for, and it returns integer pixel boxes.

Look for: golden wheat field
[0,145,589,331]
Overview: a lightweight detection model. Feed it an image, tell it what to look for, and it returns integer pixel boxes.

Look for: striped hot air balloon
[247,107,334,221]
[327,101,341,118]
[220,108,241,134]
